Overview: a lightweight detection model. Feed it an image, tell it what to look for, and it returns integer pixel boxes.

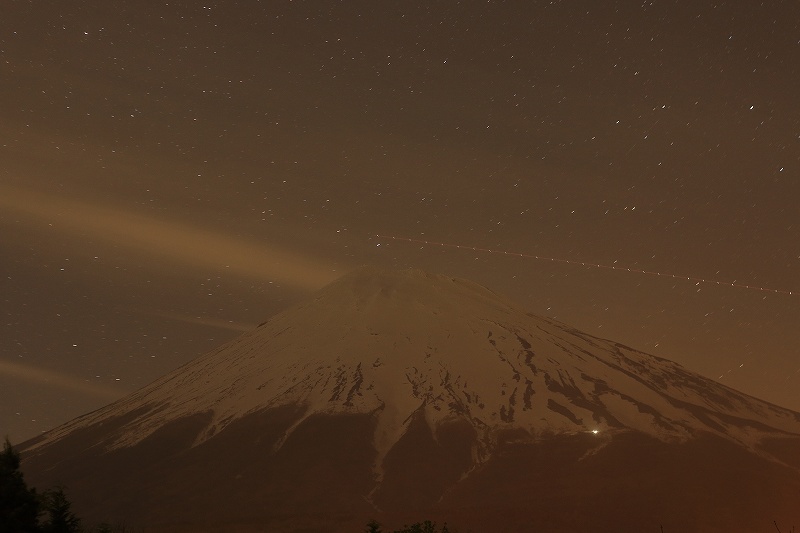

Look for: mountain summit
[20,268,800,532]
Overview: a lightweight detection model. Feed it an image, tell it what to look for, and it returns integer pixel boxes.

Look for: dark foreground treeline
[364,519,452,533]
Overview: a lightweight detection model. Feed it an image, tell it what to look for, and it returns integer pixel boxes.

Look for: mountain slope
[20,268,800,532]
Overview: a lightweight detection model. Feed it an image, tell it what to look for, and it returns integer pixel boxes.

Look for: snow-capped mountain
[20,268,800,533]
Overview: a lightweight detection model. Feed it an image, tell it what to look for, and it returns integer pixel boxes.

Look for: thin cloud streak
[0,184,341,291]
[146,309,258,332]
[0,359,125,400]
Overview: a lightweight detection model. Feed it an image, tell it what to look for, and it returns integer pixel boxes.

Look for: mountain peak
[314,266,514,312]
[20,268,800,532]
[29,267,800,463]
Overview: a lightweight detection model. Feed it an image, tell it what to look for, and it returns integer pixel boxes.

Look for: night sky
[2,1,798,443]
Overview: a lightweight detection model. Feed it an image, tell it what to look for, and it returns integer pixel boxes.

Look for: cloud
[145,309,258,332]
[0,359,125,400]
[0,184,341,290]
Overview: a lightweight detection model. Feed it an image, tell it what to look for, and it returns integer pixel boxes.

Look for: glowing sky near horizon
[1,1,798,442]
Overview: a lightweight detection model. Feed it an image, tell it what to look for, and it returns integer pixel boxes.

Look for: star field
[1,1,799,442]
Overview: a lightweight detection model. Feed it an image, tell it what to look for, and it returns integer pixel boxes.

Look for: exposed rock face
[20,268,800,532]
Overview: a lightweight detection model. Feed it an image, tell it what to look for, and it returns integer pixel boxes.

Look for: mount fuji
[19,268,800,532]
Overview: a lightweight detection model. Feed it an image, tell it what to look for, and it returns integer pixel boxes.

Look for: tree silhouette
[365,519,382,533]
[0,437,41,533]
[41,486,81,533]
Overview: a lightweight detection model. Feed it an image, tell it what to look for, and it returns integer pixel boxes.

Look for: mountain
[19,268,800,532]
